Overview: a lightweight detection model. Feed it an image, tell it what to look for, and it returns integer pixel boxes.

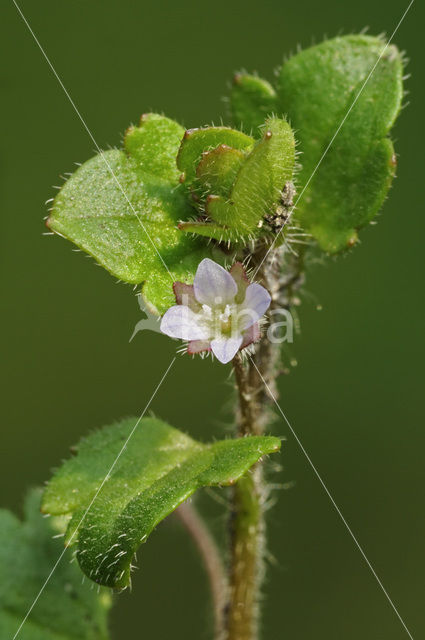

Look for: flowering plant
[4,33,407,640]
[161,259,271,363]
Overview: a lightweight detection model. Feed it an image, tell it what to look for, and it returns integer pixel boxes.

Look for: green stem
[226,463,264,640]
[226,353,270,639]
[226,351,269,640]
[225,242,304,639]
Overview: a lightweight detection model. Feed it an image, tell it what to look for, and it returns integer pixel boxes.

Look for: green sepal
[179,117,295,241]
[176,126,254,185]
[0,490,111,640]
[42,417,281,589]
[276,35,403,252]
[47,113,219,314]
[178,219,241,243]
[229,73,278,134]
[205,117,295,235]
[196,145,246,196]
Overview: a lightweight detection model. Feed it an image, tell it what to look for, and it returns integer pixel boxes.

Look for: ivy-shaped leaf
[228,35,404,252]
[47,113,218,314]
[229,73,277,135]
[0,489,111,640]
[277,35,403,252]
[42,417,281,589]
[124,112,183,182]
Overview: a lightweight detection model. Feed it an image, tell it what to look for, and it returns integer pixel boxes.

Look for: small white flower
[160,258,271,364]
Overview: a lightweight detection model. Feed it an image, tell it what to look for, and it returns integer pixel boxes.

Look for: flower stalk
[176,501,227,638]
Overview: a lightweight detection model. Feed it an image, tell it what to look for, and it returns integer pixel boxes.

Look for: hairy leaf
[0,490,111,640]
[196,145,246,196]
[124,112,184,182]
[47,114,215,314]
[180,117,295,241]
[276,35,403,252]
[177,126,253,185]
[229,73,277,134]
[42,418,281,589]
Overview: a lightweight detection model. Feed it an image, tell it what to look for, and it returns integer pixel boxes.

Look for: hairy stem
[226,349,272,640]
[225,244,304,640]
[176,501,227,638]
[226,456,265,640]
[225,255,281,640]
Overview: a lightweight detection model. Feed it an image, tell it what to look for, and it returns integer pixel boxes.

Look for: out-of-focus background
[1,0,423,638]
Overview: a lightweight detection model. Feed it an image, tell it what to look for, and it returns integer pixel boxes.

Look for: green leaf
[276,35,403,252]
[0,489,111,640]
[229,73,277,134]
[176,126,254,185]
[42,417,281,589]
[124,112,184,182]
[181,117,295,241]
[47,113,217,314]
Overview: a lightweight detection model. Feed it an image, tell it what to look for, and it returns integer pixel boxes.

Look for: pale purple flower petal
[210,335,243,364]
[160,305,209,341]
[160,260,271,364]
[238,283,271,329]
[193,258,237,307]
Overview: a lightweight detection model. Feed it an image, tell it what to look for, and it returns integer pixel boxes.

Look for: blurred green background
[1,0,424,638]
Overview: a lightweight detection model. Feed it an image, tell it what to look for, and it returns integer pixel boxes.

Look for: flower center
[201,303,239,338]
